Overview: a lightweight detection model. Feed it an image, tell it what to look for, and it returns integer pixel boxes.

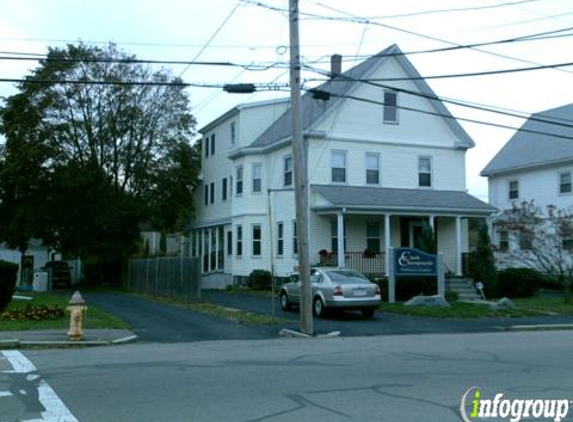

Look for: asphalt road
[4,330,573,422]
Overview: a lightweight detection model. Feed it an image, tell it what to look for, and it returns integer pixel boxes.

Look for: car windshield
[325,270,369,284]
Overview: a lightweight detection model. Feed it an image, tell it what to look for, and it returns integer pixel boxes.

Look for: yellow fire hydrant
[66,291,87,341]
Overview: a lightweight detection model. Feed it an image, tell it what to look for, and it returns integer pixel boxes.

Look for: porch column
[384,214,391,274]
[337,211,345,268]
[455,216,463,276]
[429,215,435,230]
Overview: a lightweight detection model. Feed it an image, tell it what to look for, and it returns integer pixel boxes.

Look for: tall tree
[494,201,573,302]
[471,221,497,298]
[0,43,199,271]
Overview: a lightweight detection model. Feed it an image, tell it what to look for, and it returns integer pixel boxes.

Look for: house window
[210,182,215,205]
[227,230,233,255]
[204,137,209,158]
[252,224,262,256]
[277,222,284,256]
[284,156,293,187]
[366,222,381,252]
[230,122,236,147]
[252,163,262,193]
[519,231,533,251]
[560,172,572,194]
[418,157,432,187]
[563,236,573,251]
[236,225,243,257]
[293,221,298,255]
[218,227,224,269]
[366,153,380,185]
[204,184,209,206]
[331,219,347,253]
[210,134,215,156]
[499,230,509,252]
[383,90,398,123]
[222,178,228,201]
[509,180,519,200]
[203,230,209,272]
[236,166,243,195]
[331,150,346,183]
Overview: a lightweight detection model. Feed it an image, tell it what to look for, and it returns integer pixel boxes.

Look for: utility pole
[289,0,313,335]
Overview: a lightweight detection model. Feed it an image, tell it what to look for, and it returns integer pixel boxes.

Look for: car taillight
[333,285,343,296]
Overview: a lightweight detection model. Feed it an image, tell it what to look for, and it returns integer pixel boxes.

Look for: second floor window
[230,122,236,147]
[236,166,243,195]
[204,184,209,206]
[331,151,346,183]
[509,180,519,200]
[293,221,298,255]
[383,90,398,123]
[499,230,509,252]
[210,134,215,156]
[418,157,432,187]
[210,182,215,204]
[560,172,572,194]
[366,153,379,184]
[252,163,262,193]
[284,156,293,187]
[222,178,228,201]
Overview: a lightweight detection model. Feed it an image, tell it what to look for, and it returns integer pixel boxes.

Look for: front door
[409,221,424,249]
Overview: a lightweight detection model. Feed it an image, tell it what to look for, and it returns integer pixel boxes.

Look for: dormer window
[418,157,432,187]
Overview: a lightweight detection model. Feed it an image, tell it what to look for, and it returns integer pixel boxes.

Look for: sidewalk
[0,328,137,349]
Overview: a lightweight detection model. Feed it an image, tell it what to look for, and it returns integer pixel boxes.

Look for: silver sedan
[279,267,382,318]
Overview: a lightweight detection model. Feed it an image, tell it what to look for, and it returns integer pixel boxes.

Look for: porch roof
[311,184,497,216]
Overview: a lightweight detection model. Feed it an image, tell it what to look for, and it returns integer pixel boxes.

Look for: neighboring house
[481,103,573,256]
[191,44,496,289]
[0,239,58,286]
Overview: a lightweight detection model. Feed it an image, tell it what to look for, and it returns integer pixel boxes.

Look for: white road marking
[0,351,79,422]
[0,391,12,397]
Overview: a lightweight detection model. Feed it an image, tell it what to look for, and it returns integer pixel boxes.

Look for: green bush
[396,277,437,301]
[445,290,459,302]
[368,276,388,302]
[497,267,543,298]
[0,260,19,312]
[247,269,272,291]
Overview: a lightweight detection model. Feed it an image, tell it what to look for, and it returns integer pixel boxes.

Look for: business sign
[394,248,437,276]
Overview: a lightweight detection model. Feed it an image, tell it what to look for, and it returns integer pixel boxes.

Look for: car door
[291,269,318,304]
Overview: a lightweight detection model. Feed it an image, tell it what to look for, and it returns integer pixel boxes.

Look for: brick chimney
[330,54,342,78]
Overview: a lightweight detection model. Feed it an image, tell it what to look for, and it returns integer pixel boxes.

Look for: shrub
[445,290,459,302]
[368,276,388,302]
[471,222,498,298]
[247,269,272,291]
[0,260,19,312]
[1,304,65,321]
[396,277,437,301]
[497,267,543,298]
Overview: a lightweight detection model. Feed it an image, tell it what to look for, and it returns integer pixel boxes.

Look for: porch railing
[319,251,386,276]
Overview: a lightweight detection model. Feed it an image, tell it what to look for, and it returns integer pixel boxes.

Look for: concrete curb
[0,334,138,349]
[507,323,573,332]
[279,328,341,339]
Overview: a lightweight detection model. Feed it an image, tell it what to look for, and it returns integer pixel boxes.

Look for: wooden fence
[125,257,201,301]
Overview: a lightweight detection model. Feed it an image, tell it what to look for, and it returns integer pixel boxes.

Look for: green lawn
[513,297,573,315]
[0,293,130,331]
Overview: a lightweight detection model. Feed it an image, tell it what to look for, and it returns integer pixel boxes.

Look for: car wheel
[313,297,325,318]
[280,291,291,311]
[362,308,375,319]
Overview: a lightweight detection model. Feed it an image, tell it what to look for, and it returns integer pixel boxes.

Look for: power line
[306,60,573,82]
[312,88,573,142]
[303,64,573,130]
[305,0,544,20]
[241,0,573,75]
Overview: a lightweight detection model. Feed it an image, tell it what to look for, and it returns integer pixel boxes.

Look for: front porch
[310,184,497,277]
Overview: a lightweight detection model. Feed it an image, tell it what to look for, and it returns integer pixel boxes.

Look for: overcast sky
[1,0,573,201]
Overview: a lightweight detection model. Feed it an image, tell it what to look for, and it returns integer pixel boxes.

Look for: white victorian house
[191,44,496,288]
[481,103,573,255]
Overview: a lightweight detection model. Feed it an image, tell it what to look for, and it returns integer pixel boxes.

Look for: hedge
[497,267,543,298]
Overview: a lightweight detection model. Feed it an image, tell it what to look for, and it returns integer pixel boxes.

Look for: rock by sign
[394,248,437,276]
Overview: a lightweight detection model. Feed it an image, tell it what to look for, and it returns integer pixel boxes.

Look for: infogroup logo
[460,387,571,422]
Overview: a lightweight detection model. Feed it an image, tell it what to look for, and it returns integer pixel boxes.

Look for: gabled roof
[312,184,496,215]
[249,44,474,150]
[481,103,573,176]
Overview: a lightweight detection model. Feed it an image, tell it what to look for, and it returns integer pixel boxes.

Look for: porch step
[447,277,482,301]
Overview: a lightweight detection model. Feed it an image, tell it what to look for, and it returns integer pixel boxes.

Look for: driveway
[202,290,573,336]
[84,292,283,343]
